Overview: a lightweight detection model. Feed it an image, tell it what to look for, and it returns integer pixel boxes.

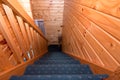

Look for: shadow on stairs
[10,45,108,80]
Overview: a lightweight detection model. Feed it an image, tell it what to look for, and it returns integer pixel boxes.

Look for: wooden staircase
[0,0,120,80]
[10,46,108,80]
[0,0,47,80]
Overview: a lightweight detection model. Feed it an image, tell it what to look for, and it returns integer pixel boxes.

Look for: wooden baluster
[36,33,40,54]
[30,29,36,56]
[28,26,34,58]
[25,23,33,59]
[0,4,23,63]
[30,27,35,57]
[36,33,41,53]
[25,23,32,46]
[16,16,30,60]
[3,5,27,60]
[33,30,38,56]
[38,35,42,52]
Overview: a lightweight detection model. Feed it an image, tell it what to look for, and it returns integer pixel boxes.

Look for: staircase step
[11,74,108,80]
[10,47,108,80]
[40,57,74,60]
[42,52,73,58]
[40,52,77,60]
[44,52,70,56]
[40,53,73,57]
[24,64,93,75]
[42,56,73,58]
[34,60,80,64]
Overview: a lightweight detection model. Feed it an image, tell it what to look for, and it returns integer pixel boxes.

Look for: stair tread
[11,74,108,80]
[24,64,93,75]
[26,64,91,69]
[10,46,108,80]
[37,59,79,61]
[28,64,89,66]
[40,57,74,60]
[34,60,80,64]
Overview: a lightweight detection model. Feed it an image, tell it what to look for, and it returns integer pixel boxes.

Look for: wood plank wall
[62,0,120,79]
[30,0,64,45]
[0,0,48,80]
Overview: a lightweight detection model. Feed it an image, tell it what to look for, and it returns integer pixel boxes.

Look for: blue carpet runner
[11,45,108,80]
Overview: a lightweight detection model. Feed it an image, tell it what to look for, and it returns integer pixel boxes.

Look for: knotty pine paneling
[69,0,120,18]
[31,0,64,45]
[63,0,120,79]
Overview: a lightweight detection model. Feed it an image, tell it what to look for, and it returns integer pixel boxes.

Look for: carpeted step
[41,53,73,57]
[39,56,74,60]
[34,60,80,64]
[43,55,72,58]
[10,46,108,80]
[44,52,70,56]
[40,52,77,60]
[11,74,108,80]
[42,52,73,58]
[24,64,93,75]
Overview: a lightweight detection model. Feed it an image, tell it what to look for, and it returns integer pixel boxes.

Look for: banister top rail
[2,0,47,41]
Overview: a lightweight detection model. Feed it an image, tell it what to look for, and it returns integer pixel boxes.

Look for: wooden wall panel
[69,0,120,18]
[31,0,64,45]
[63,0,120,79]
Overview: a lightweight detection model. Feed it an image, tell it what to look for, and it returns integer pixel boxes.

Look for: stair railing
[0,0,48,80]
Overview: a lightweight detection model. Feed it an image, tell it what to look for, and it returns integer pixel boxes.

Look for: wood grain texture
[0,50,47,80]
[63,0,120,79]
[0,5,23,63]
[0,1,48,80]
[2,0,47,41]
[31,0,64,45]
